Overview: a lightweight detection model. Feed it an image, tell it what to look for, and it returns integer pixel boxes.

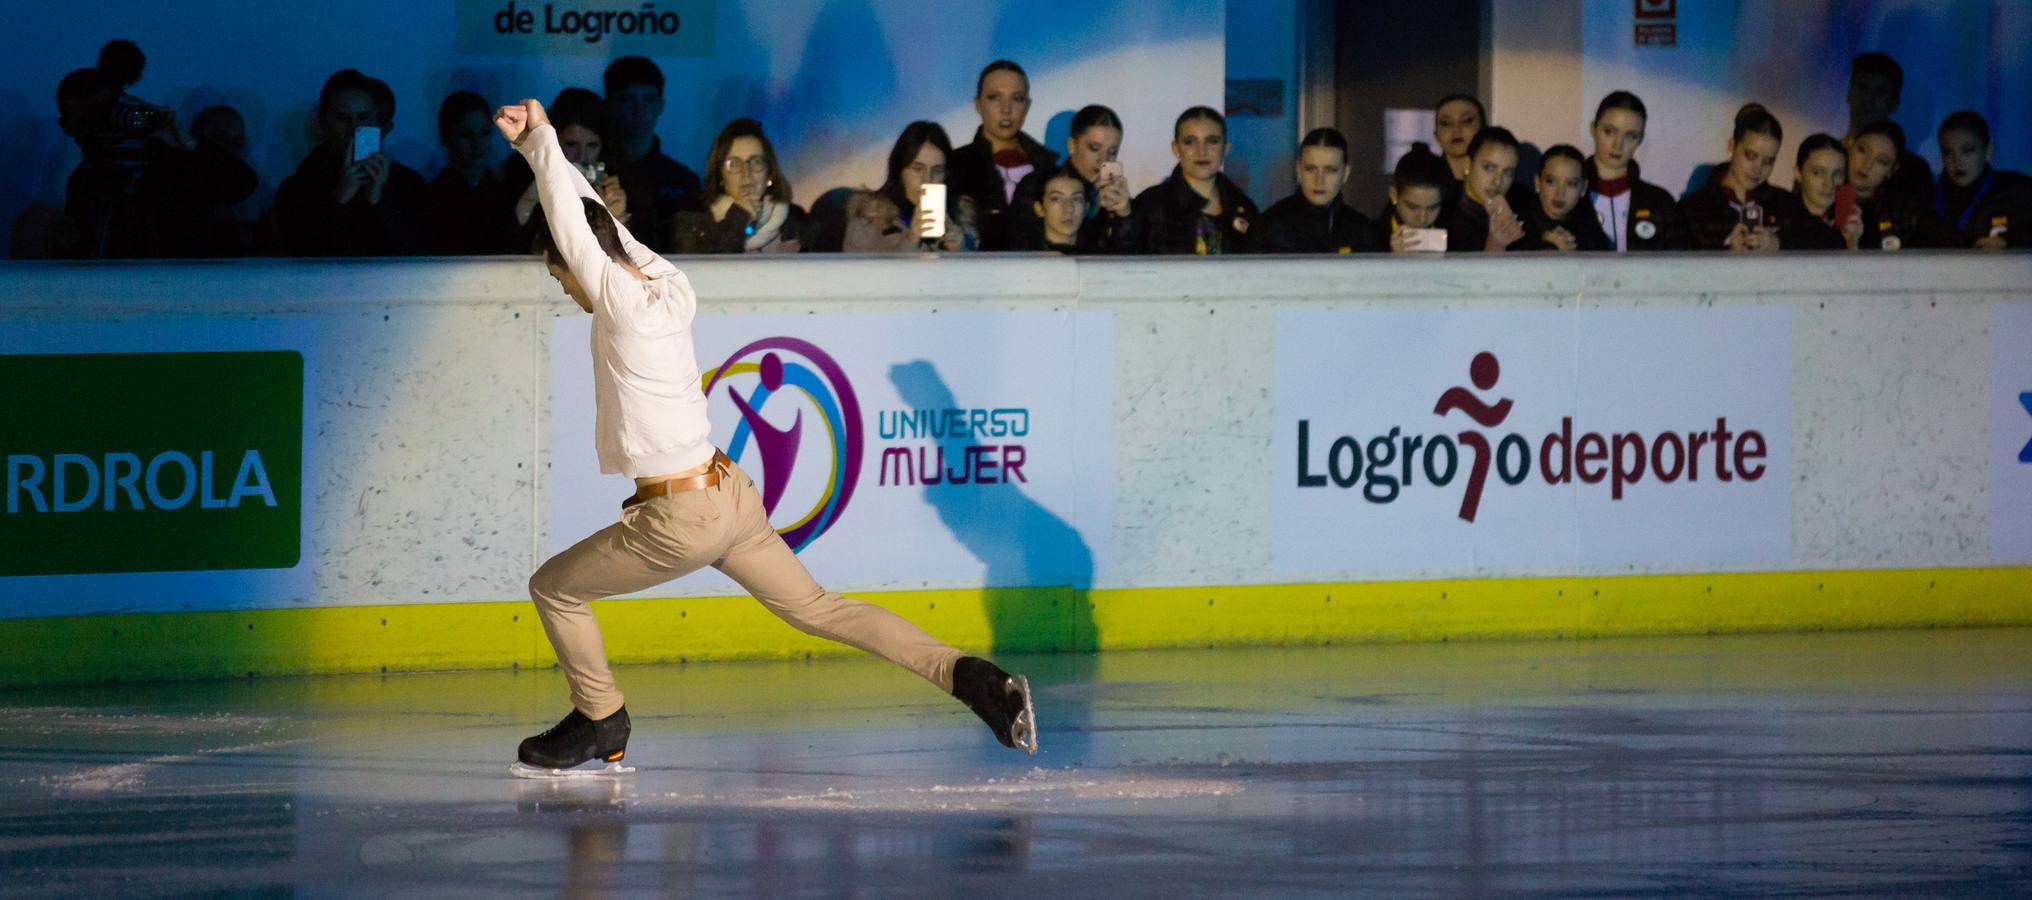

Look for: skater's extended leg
[530,491,733,719]
[712,465,963,692]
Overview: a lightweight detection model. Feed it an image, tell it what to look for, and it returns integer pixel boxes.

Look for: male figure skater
[493,99,1036,775]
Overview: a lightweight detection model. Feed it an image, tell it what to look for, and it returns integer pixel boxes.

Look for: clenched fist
[493,99,551,146]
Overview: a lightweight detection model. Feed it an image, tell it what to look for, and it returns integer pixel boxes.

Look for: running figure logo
[1432,351,1514,522]
[702,338,863,552]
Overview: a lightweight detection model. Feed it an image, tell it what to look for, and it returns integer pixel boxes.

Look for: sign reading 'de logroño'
[1273,307,1793,577]
[1,351,303,577]
[458,0,714,56]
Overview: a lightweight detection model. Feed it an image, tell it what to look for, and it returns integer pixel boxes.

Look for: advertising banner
[1993,303,2032,562]
[549,310,1113,594]
[1273,307,1793,578]
[0,322,313,617]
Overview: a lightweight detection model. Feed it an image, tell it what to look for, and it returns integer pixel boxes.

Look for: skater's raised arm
[498,100,686,322]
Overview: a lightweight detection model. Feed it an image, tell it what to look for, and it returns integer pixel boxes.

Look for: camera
[109,95,163,137]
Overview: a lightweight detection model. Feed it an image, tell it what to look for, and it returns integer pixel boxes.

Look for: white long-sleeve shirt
[518,123,716,478]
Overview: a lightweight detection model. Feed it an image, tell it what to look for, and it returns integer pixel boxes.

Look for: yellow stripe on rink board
[2,567,2029,687]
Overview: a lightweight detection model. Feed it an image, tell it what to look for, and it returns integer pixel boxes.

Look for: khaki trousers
[529,460,963,719]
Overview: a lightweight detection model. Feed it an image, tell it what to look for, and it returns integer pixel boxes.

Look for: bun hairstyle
[1392,142,1452,193]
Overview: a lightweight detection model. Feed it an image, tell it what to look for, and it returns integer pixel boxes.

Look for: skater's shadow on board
[887,361,1099,759]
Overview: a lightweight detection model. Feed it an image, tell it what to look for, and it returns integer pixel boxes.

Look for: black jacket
[1511,199,1612,252]
[60,140,256,259]
[669,201,816,254]
[1006,167,1137,253]
[1856,191,1946,250]
[271,143,430,257]
[1935,167,2032,248]
[1130,167,1260,255]
[1259,194,1376,253]
[1679,179,1801,250]
[1782,200,1850,251]
[426,167,521,255]
[1443,190,1511,252]
[602,137,703,254]
[948,128,1058,251]
[1882,147,1936,209]
[1583,159,1690,251]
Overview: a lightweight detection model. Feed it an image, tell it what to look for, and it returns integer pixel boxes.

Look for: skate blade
[1010,674,1038,756]
[510,760,636,779]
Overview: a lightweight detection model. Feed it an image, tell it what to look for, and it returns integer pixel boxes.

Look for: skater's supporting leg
[713,465,964,692]
[529,491,734,718]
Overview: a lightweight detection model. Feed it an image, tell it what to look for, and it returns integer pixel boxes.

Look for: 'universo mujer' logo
[702,338,862,552]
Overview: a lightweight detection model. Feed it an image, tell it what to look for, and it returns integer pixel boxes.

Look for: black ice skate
[510,706,634,778]
[951,657,1038,755]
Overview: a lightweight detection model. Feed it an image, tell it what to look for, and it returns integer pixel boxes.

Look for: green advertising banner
[1,351,304,577]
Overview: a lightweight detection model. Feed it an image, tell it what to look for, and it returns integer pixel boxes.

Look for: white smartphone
[1098,161,1124,184]
[1401,226,1448,252]
[351,126,381,162]
[917,183,947,241]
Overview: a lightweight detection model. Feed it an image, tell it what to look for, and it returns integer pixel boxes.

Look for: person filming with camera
[54,40,254,259]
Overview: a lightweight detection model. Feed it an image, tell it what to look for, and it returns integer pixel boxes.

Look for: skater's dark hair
[531,197,630,269]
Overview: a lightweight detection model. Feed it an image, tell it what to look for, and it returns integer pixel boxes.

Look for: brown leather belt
[622,450,731,510]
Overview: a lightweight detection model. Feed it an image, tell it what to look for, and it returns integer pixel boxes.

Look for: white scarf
[743,199,791,252]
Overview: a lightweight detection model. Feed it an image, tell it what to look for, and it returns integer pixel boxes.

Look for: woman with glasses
[670,118,813,254]
[844,121,976,253]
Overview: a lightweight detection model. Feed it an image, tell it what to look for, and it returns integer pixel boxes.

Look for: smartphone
[917,183,948,241]
[351,126,381,163]
[1739,201,1763,230]
[1400,226,1447,252]
[1098,161,1124,185]
[1832,184,1858,227]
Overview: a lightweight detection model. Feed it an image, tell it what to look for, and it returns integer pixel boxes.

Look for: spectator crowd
[36,41,2032,261]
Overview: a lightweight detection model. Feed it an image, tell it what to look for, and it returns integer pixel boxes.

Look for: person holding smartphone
[1372,143,1453,253]
[1784,134,1862,250]
[1680,108,1793,251]
[1130,106,1260,254]
[493,98,1037,776]
[1259,127,1374,253]
[1007,105,1136,252]
[1442,126,1525,253]
[844,121,975,253]
[271,68,429,256]
[1934,110,2032,250]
